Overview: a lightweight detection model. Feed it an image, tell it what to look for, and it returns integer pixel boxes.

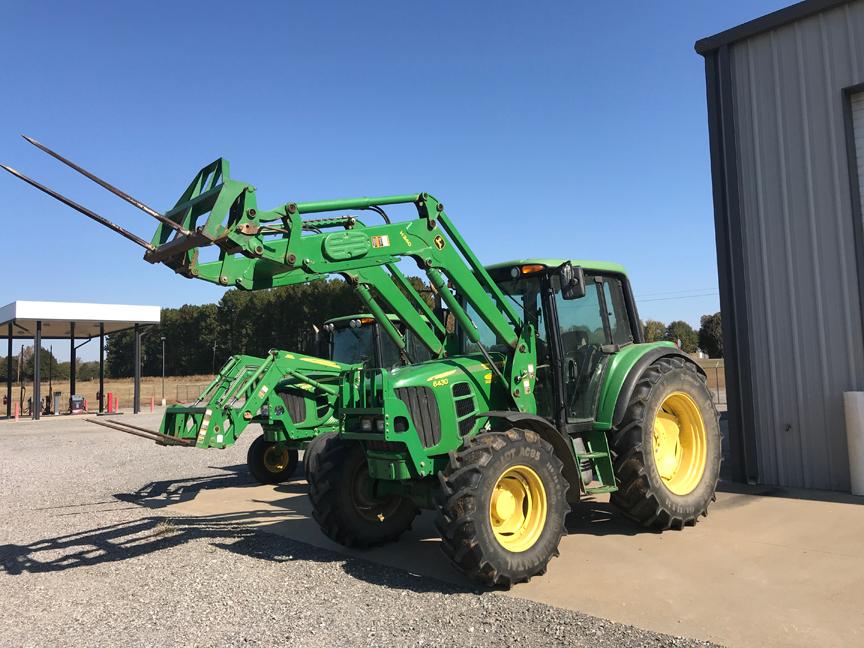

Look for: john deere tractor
[3,138,721,587]
[157,313,431,485]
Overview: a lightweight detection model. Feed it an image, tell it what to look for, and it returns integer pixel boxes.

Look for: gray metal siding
[853,92,864,207]
[727,1,864,490]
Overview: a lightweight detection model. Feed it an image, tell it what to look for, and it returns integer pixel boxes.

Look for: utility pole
[160,335,166,406]
[212,340,217,375]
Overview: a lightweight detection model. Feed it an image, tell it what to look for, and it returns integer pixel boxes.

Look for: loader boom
[2,144,538,412]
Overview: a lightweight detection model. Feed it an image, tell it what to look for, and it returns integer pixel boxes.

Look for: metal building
[697,0,864,491]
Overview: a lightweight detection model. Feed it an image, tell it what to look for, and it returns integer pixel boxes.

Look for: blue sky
[0,1,792,361]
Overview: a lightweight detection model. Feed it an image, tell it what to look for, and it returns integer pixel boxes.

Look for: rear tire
[610,356,721,529]
[435,428,568,588]
[309,437,418,547]
[247,435,299,485]
[303,432,336,483]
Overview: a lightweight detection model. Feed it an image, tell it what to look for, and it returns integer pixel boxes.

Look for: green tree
[21,347,64,382]
[665,321,699,353]
[698,312,723,358]
[642,320,666,343]
[78,361,100,381]
[107,278,368,377]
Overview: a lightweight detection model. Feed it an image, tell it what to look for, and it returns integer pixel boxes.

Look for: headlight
[375,418,385,432]
[360,417,373,432]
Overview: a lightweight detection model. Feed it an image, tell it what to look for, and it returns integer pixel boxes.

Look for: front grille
[452,382,471,397]
[455,397,474,418]
[366,439,405,453]
[278,391,307,424]
[452,382,476,435]
[395,386,441,448]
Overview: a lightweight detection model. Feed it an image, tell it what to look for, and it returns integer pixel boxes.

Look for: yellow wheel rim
[263,445,289,473]
[652,392,707,495]
[489,465,547,553]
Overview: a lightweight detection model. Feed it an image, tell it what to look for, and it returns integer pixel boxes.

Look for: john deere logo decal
[434,235,445,250]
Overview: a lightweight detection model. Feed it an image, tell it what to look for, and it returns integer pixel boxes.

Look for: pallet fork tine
[22,135,192,236]
[86,417,194,446]
[0,163,155,250]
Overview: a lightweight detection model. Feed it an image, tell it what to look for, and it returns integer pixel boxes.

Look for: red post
[14,402,19,422]
[149,395,154,412]
[106,392,113,414]
[115,397,120,413]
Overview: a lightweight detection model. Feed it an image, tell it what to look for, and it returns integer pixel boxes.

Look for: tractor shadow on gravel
[1,469,648,594]
[0,508,480,595]
[111,464,264,509]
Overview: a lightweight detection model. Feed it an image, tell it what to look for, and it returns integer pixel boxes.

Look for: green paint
[56,157,691,503]
[594,341,677,429]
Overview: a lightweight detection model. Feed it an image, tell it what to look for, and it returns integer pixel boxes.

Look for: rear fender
[595,344,706,429]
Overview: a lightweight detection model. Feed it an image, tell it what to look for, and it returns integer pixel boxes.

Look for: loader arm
[2,144,538,412]
[150,168,537,411]
[161,349,349,448]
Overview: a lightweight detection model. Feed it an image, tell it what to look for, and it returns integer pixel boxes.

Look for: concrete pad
[163,478,864,648]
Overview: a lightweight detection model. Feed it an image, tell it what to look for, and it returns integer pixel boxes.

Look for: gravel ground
[0,414,720,648]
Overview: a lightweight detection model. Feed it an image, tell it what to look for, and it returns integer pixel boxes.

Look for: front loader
[103,312,427,484]
[2,137,722,588]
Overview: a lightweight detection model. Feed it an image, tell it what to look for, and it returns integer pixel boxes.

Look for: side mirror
[557,262,586,300]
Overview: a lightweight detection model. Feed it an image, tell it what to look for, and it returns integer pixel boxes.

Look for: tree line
[0,348,100,383]
[105,280,365,378]
[3,285,723,381]
[642,312,723,357]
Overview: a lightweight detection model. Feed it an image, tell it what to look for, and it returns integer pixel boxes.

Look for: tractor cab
[476,259,643,428]
[322,314,432,369]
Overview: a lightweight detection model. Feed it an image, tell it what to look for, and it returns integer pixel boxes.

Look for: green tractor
[3,139,721,587]
[158,312,430,485]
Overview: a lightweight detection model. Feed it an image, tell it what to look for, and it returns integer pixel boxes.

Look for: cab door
[548,273,635,422]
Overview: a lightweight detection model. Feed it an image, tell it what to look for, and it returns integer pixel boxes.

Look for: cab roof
[485,258,628,275]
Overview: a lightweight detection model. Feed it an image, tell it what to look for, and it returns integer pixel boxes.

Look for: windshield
[464,277,543,353]
[379,327,434,368]
[331,325,375,365]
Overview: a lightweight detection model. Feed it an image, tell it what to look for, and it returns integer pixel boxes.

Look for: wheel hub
[489,465,547,553]
[263,445,289,473]
[652,392,708,495]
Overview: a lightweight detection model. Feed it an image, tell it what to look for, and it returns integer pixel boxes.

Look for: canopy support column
[6,322,11,418]
[133,324,141,414]
[33,321,41,420]
[98,323,104,413]
[69,321,76,411]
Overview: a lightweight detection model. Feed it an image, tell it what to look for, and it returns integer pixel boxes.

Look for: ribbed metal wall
[727,1,864,490]
[853,92,864,205]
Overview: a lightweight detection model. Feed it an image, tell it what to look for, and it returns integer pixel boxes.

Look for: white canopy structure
[1,300,161,419]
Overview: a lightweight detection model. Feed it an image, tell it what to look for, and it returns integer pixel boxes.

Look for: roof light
[520,264,545,275]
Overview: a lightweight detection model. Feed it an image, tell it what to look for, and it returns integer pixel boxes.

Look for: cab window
[602,277,634,346]
[331,325,375,365]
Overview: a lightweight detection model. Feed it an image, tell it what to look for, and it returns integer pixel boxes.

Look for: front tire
[435,429,568,588]
[309,437,418,547]
[303,431,336,484]
[247,435,299,485]
[610,356,721,529]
